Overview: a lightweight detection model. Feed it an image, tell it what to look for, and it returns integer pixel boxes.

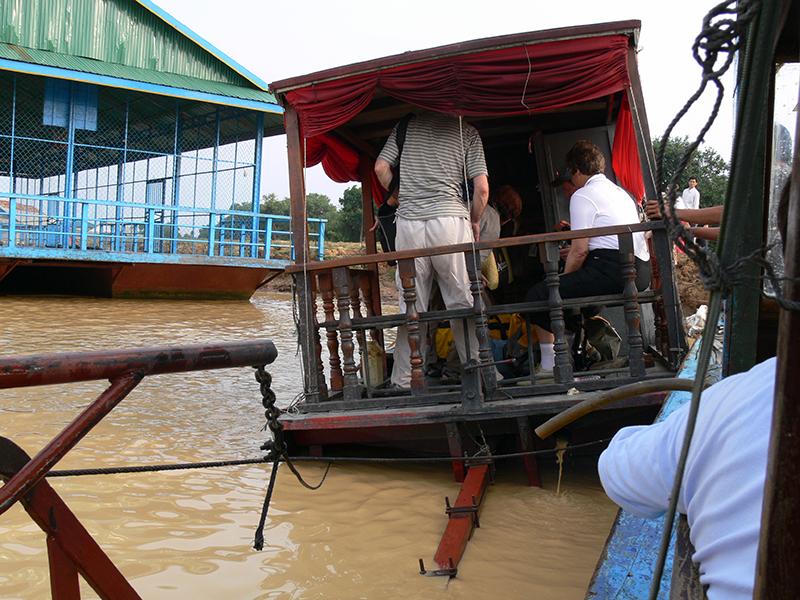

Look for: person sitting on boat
[374,111,489,389]
[598,180,791,600]
[524,140,650,373]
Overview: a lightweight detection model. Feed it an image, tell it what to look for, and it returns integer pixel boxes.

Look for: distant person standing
[681,177,701,210]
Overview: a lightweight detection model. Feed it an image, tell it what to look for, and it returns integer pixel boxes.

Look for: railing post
[317,220,326,261]
[265,217,273,259]
[541,241,572,383]
[309,276,328,401]
[9,197,16,247]
[208,214,216,257]
[332,267,362,401]
[80,203,88,250]
[619,233,646,377]
[465,249,495,394]
[397,257,426,394]
[319,272,343,392]
[146,208,155,254]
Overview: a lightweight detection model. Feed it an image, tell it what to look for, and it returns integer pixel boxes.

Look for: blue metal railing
[0,193,326,262]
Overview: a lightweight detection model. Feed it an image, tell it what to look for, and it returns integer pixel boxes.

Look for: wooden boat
[268,20,687,468]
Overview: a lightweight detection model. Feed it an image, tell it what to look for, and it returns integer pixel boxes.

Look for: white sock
[539,342,555,370]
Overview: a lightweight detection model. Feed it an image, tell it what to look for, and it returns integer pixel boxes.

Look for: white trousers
[391,216,479,387]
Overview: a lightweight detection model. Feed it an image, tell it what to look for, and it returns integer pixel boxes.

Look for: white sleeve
[598,405,690,519]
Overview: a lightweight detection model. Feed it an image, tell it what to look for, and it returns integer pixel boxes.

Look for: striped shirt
[377,113,488,220]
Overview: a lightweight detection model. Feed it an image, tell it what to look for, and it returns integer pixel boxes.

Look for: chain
[251,364,331,551]
[254,364,284,459]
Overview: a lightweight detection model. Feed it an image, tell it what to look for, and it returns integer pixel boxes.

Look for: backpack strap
[383,113,414,203]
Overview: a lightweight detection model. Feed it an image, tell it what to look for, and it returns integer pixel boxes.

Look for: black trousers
[524,249,651,332]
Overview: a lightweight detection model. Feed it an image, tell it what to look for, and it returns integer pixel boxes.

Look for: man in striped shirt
[375,112,489,388]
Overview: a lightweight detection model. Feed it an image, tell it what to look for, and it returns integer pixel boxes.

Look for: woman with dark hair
[526,140,651,372]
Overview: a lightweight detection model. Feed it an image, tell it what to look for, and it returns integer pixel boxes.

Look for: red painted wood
[0,340,278,389]
[30,480,142,599]
[433,464,490,570]
[0,373,142,516]
[47,536,81,600]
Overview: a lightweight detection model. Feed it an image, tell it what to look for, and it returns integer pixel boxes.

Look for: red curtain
[611,94,646,203]
[285,34,633,201]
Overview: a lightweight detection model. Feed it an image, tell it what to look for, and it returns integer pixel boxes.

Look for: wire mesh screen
[0,71,307,259]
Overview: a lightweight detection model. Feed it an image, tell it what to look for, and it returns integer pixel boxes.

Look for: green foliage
[254,187,366,244]
[328,185,364,243]
[654,135,730,207]
[260,192,290,216]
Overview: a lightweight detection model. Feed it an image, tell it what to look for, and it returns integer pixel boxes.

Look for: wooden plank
[286,221,664,273]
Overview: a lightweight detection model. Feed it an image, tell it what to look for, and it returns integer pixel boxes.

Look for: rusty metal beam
[0,340,277,389]
[433,463,491,573]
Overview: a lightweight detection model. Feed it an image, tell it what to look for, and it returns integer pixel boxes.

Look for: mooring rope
[43,438,612,478]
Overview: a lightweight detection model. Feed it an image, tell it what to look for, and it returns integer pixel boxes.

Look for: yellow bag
[481,248,513,290]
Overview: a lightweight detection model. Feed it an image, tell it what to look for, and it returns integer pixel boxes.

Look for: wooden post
[309,276,328,401]
[650,225,687,366]
[285,105,322,400]
[619,233,646,377]
[332,267,361,400]
[541,241,572,383]
[319,272,343,392]
[397,257,426,394]
[465,249,495,392]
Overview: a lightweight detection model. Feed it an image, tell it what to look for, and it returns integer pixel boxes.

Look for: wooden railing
[286,220,687,408]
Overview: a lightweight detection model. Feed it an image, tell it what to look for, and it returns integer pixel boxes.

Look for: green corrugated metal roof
[0,42,278,106]
[1,0,268,91]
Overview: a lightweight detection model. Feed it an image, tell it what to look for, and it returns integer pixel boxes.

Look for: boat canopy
[271,21,647,204]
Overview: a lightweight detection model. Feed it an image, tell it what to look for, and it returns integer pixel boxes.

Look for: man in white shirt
[681,177,701,211]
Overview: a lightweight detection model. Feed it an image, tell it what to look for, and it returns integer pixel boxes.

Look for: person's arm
[645,200,723,226]
[563,236,589,273]
[690,226,719,241]
[374,158,393,191]
[598,406,689,519]
[470,174,489,241]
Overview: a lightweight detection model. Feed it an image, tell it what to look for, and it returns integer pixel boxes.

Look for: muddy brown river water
[0,293,619,599]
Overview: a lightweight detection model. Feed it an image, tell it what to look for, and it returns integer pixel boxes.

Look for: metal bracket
[419,557,457,578]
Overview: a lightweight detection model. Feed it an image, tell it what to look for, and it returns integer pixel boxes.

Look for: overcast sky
[153,0,739,204]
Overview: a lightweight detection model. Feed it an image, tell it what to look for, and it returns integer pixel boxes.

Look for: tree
[654,135,730,207]
[259,192,290,216]
[330,185,364,243]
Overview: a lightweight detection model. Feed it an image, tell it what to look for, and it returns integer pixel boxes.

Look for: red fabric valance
[286,35,631,138]
[286,34,634,202]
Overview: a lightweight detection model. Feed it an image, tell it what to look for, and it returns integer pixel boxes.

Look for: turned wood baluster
[540,241,572,383]
[647,236,670,357]
[465,249,495,392]
[319,272,343,392]
[333,267,361,400]
[309,276,328,401]
[619,233,646,377]
[295,272,325,403]
[397,257,426,394]
[349,271,365,373]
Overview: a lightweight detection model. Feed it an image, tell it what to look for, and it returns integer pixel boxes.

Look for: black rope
[43,438,612,478]
[253,461,278,551]
[46,457,269,477]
